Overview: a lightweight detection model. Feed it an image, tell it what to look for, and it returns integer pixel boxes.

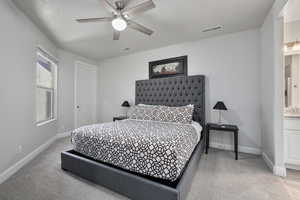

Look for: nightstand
[206,123,239,160]
[113,116,127,121]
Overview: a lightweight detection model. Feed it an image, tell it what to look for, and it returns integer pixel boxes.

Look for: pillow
[155,105,194,124]
[128,104,194,124]
[127,105,158,121]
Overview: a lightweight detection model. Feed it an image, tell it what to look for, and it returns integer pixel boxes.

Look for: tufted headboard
[135,75,205,128]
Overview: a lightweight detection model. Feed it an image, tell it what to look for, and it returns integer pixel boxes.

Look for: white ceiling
[12,0,274,61]
[284,0,300,23]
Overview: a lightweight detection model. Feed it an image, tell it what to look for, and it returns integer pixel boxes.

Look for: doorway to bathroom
[282,0,300,171]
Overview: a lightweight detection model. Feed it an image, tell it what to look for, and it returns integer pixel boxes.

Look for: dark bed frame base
[61,139,204,200]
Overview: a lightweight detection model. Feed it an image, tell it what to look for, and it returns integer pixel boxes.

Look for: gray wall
[97,29,262,152]
[0,1,97,176]
[259,0,288,169]
[260,11,276,164]
[285,20,300,43]
[0,1,58,174]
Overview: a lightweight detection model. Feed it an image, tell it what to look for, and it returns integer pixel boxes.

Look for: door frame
[274,14,285,176]
[74,61,97,129]
[273,0,288,176]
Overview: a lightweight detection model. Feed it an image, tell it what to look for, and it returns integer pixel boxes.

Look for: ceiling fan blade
[113,30,120,40]
[101,0,118,14]
[128,20,154,36]
[123,0,155,17]
[123,0,132,7]
[76,17,114,23]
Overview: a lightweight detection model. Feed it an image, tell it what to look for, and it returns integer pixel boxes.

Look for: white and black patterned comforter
[71,119,200,181]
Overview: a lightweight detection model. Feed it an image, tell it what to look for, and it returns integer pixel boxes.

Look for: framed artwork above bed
[149,56,187,79]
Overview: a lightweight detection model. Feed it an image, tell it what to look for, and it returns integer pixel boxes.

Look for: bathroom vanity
[284,52,300,170]
[284,115,300,170]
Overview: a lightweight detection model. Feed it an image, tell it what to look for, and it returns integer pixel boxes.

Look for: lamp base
[218,110,222,125]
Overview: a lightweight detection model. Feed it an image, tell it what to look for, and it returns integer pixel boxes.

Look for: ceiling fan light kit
[76,0,155,40]
[112,17,127,31]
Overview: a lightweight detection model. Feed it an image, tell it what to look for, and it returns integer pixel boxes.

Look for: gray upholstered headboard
[135,75,205,128]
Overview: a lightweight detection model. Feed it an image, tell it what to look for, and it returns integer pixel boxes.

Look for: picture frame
[149,56,188,79]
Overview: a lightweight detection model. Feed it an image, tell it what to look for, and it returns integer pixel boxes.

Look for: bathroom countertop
[284,113,300,118]
[284,107,300,118]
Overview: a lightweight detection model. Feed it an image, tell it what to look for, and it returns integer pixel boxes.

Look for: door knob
[76,105,80,109]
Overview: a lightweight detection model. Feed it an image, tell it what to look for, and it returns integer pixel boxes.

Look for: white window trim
[36,48,58,126]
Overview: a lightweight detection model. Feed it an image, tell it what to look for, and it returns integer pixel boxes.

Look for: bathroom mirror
[285,54,300,113]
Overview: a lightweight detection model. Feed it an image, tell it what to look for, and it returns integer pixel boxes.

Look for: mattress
[71,119,201,181]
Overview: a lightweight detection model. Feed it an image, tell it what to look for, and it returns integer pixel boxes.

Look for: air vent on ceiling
[202,25,223,33]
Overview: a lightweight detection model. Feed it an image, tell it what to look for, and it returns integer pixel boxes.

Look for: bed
[61,75,206,200]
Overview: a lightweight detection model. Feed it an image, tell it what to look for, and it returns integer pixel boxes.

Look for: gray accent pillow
[128,105,194,124]
[127,105,158,121]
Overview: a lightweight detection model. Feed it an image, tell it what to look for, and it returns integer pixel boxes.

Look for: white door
[75,61,97,128]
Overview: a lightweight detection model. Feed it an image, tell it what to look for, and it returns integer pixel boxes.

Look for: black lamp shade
[121,101,130,107]
[213,101,227,110]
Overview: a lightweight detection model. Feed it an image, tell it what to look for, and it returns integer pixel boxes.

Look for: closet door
[75,62,97,128]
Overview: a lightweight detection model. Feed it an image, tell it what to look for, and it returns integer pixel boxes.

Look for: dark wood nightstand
[113,116,127,121]
[206,123,239,160]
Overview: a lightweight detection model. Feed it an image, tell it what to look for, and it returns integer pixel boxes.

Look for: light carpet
[0,137,299,200]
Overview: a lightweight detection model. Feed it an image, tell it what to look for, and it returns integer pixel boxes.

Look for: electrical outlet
[17,145,23,154]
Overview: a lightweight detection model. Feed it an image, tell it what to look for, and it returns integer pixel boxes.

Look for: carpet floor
[0,137,299,200]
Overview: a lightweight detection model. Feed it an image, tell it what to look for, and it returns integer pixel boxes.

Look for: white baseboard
[285,158,300,166]
[286,163,300,171]
[56,131,71,139]
[273,166,287,177]
[262,152,287,177]
[0,131,70,185]
[209,142,261,155]
[0,136,56,184]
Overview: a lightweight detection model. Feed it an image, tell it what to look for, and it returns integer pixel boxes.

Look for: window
[36,49,57,124]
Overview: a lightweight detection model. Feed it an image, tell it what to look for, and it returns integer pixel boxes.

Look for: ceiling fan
[76,0,155,40]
